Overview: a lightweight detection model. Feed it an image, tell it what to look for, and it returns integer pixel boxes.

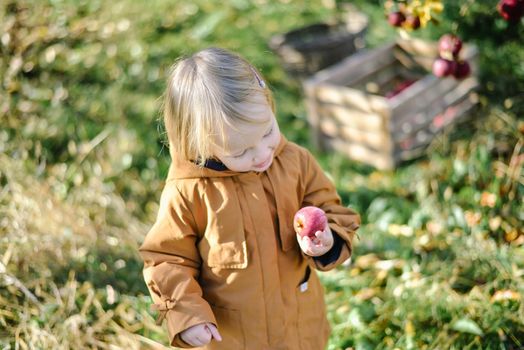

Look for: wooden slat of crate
[395,95,478,159]
[316,103,388,132]
[323,137,395,170]
[396,38,439,59]
[394,46,434,71]
[305,42,396,86]
[309,83,390,115]
[392,76,479,142]
[396,94,476,153]
[393,46,431,71]
[390,76,459,131]
[343,54,397,88]
[319,116,393,151]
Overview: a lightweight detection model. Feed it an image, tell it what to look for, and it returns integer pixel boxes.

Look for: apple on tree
[388,11,406,27]
[384,0,443,30]
[498,0,524,23]
[405,15,421,30]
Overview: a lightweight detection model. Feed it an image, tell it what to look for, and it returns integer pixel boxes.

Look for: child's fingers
[192,338,206,347]
[198,327,212,345]
[303,237,321,255]
[297,234,330,256]
[315,229,333,245]
[296,234,312,253]
[314,231,327,246]
[193,333,209,346]
[206,324,222,341]
[303,236,318,250]
[181,323,213,346]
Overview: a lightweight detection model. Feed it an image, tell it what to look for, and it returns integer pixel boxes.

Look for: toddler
[139,47,360,350]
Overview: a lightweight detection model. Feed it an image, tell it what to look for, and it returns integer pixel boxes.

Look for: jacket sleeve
[138,183,216,348]
[301,150,361,271]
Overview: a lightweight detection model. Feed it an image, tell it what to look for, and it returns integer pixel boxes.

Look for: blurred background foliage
[0,0,522,349]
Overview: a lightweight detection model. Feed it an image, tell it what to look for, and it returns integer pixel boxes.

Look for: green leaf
[355,337,375,350]
[348,308,365,331]
[190,10,227,40]
[451,318,484,336]
[451,205,467,229]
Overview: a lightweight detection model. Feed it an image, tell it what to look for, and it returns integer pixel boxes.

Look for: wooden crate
[302,38,480,170]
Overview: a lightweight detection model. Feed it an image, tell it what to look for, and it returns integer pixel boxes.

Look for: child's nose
[253,144,270,162]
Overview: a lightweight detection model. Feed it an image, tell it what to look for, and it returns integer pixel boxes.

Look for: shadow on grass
[51,246,149,297]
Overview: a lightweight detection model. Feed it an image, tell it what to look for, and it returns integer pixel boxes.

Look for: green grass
[1,0,523,349]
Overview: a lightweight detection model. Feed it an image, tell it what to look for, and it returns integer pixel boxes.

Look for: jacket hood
[167,133,288,180]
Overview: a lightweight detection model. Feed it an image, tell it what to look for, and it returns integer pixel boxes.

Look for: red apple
[405,15,421,30]
[388,11,406,27]
[438,34,463,58]
[498,0,524,22]
[396,79,416,91]
[293,206,327,238]
[432,58,456,77]
[453,60,471,79]
[386,79,416,99]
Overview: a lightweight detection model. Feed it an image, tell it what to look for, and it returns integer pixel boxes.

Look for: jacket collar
[167,133,288,180]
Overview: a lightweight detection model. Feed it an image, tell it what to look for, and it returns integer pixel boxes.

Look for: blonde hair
[163,47,275,165]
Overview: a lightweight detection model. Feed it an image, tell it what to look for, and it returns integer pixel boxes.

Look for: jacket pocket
[199,180,248,269]
[296,266,330,349]
[209,305,245,349]
[204,239,248,269]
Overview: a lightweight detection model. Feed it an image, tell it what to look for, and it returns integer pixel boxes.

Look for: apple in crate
[453,60,471,79]
[438,34,463,59]
[293,206,328,238]
[432,58,456,77]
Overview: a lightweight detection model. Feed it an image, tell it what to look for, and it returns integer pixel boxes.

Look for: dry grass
[0,153,168,349]
[1,0,523,348]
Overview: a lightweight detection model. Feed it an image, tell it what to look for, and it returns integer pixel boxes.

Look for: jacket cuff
[171,332,194,348]
[167,308,217,347]
[313,231,344,266]
[313,222,358,271]
[152,298,216,348]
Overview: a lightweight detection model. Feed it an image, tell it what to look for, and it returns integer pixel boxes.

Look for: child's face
[213,96,280,172]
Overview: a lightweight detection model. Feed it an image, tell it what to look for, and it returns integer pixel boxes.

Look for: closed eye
[233,149,247,158]
[263,127,273,138]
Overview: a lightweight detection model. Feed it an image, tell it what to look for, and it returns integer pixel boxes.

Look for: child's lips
[254,156,272,169]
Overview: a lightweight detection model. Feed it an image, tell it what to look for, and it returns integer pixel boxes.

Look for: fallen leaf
[355,254,379,269]
[491,290,521,303]
[480,192,497,208]
[451,318,484,336]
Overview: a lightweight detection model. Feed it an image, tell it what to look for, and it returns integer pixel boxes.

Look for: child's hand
[180,322,222,347]
[296,225,334,257]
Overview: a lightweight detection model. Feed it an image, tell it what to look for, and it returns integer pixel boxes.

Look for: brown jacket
[139,135,360,350]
